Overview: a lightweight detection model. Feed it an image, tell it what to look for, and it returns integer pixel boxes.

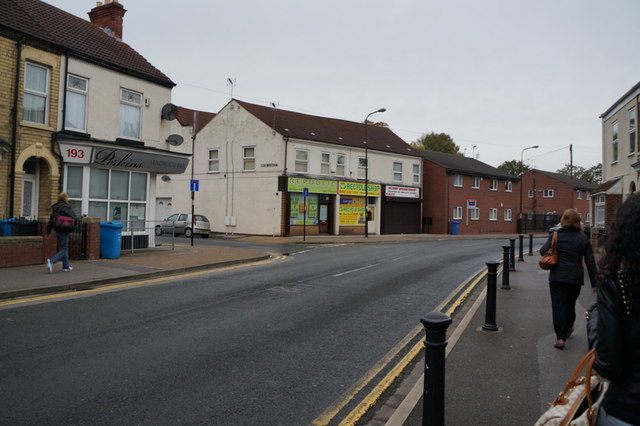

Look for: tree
[411,132,462,155]
[556,163,602,184]
[497,160,530,176]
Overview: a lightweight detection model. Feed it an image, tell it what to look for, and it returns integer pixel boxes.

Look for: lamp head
[378,108,387,113]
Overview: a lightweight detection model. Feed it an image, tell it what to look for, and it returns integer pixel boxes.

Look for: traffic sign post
[303,188,308,242]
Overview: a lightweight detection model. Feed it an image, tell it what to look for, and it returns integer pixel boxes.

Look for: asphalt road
[0,239,518,425]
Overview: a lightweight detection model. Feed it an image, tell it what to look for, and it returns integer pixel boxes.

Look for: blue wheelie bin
[100,222,124,259]
[450,221,460,235]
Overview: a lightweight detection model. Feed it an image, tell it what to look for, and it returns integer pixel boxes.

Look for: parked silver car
[155,213,210,238]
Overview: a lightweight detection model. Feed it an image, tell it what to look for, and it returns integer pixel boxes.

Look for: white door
[22,159,39,218]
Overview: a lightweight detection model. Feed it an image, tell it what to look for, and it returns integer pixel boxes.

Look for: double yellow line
[312,266,488,426]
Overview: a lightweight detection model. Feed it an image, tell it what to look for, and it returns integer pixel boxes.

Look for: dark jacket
[47,201,77,234]
[595,273,640,424]
[540,227,596,287]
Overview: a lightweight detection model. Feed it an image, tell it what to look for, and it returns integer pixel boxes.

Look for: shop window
[393,162,403,182]
[321,152,330,175]
[290,193,318,225]
[208,149,219,173]
[65,74,88,132]
[243,146,256,171]
[336,154,346,176]
[119,88,142,139]
[453,174,463,187]
[295,149,308,173]
[24,62,50,125]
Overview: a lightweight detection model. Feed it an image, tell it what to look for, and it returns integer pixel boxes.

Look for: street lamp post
[519,145,539,233]
[364,108,386,238]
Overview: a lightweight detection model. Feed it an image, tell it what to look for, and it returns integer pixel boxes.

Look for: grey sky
[50,0,640,173]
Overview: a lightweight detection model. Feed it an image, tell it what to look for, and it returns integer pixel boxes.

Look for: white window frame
[528,189,534,198]
[243,146,256,171]
[393,162,403,182]
[471,176,480,189]
[358,157,367,179]
[295,149,308,173]
[505,181,513,192]
[577,190,582,200]
[65,74,88,132]
[504,209,512,221]
[412,164,420,184]
[336,153,346,176]
[629,108,637,156]
[470,207,480,220]
[453,206,462,220]
[453,174,463,187]
[208,148,219,173]
[119,88,142,139]
[490,179,498,191]
[594,195,605,226]
[489,208,498,221]
[320,152,331,175]
[543,189,554,198]
[24,62,50,125]
[612,120,619,163]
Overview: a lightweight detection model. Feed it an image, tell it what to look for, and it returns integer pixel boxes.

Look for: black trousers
[549,281,582,340]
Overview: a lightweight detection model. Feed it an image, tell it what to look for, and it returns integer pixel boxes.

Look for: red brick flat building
[418,150,519,234]
[520,169,596,230]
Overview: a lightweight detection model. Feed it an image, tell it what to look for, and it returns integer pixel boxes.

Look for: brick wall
[421,159,519,234]
[521,171,592,222]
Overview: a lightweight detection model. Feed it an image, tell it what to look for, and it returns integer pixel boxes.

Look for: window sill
[20,121,54,131]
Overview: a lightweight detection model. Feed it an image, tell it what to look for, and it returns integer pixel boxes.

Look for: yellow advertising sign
[339,196,366,226]
[338,181,381,197]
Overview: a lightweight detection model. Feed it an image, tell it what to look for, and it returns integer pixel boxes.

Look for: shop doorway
[319,203,330,233]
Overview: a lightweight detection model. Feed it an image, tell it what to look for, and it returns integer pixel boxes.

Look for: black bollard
[483,261,500,331]
[501,246,511,290]
[518,234,524,261]
[421,311,452,426]
[509,238,516,271]
[529,233,534,256]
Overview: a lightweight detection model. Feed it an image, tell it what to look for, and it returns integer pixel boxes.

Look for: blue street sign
[303,187,309,197]
[190,179,199,191]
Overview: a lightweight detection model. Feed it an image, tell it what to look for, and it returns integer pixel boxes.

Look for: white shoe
[63,266,73,272]
[46,259,52,273]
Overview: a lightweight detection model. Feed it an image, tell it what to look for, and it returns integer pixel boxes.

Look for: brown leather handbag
[539,231,558,270]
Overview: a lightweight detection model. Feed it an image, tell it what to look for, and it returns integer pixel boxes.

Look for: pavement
[0,233,597,425]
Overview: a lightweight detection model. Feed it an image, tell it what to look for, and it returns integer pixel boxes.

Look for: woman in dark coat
[594,193,640,425]
[46,192,77,273]
[540,208,597,349]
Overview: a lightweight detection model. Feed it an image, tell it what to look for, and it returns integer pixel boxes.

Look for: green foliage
[497,160,530,176]
[556,163,602,184]
[411,132,462,155]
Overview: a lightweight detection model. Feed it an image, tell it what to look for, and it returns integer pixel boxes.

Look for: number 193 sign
[59,143,93,164]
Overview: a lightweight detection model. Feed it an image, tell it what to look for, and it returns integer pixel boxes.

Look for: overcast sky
[49,0,640,173]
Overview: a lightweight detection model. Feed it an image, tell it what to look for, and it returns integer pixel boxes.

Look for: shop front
[285,177,381,236]
[58,137,190,248]
[381,185,421,234]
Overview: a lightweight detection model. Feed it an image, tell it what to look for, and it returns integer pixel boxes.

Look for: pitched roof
[591,177,622,195]
[416,149,519,181]
[532,169,597,191]
[234,99,420,158]
[176,106,216,135]
[0,0,174,87]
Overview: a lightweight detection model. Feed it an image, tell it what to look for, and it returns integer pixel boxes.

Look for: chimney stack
[88,0,127,40]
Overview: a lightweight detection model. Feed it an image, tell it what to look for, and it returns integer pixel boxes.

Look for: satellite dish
[165,134,184,146]
[161,103,178,120]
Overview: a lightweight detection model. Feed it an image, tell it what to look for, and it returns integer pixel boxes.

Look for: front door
[318,203,329,233]
[22,158,39,218]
